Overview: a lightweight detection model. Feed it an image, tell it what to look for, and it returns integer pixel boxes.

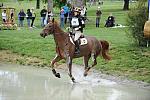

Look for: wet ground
[0,63,150,100]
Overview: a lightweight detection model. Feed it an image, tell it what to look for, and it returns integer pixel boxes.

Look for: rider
[70,7,85,54]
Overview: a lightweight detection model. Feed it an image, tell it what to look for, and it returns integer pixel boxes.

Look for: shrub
[127,0,149,46]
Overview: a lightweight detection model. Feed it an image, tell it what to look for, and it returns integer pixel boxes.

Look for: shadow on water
[0,63,150,100]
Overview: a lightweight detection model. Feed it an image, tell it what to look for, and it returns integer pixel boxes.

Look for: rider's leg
[74,40,80,53]
[74,31,81,54]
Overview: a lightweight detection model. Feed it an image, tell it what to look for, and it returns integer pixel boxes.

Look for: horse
[40,19,111,82]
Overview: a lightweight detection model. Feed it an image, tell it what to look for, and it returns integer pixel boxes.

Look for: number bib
[71,17,79,27]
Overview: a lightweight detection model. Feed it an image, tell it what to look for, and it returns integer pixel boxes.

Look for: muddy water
[0,63,150,100]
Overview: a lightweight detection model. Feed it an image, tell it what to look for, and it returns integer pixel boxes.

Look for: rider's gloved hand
[75,27,79,31]
[66,27,71,32]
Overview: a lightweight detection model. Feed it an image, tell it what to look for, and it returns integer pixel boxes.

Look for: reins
[52,22,70,56]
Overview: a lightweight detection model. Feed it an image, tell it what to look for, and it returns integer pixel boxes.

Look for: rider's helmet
[74,7,81,16]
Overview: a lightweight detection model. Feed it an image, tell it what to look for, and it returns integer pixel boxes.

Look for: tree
[36,0,40,9]
[127,0,148,46]
[42,0,47,4]
[123,0,129,10]
[48,0,53,11]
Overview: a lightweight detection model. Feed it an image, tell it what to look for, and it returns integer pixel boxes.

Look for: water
[0,63,150,100]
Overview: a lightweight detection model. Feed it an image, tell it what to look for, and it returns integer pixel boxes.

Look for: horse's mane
[52,20,68,36]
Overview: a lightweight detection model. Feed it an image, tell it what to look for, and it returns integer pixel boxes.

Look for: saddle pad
[69,37,88,46]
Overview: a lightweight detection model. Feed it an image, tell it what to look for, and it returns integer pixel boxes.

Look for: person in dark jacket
[10,9,14,23]
[40,6,47,27]
[60,8,65,29]
[18,9,26,27]
[31,7,36,28]
[96,7,102,27]
[105,13,115,27]
[26,9,32,27]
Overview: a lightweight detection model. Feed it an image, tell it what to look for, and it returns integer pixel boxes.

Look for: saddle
[69,32,87,46]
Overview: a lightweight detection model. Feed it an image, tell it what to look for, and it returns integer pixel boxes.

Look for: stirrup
[74,48,80,54]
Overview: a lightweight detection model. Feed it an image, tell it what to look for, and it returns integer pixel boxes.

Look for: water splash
[71,65,116,86]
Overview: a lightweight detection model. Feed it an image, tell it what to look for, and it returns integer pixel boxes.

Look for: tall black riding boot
[74,40,80,54]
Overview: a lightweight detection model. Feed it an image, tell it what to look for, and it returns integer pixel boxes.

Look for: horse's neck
[53,27,68,48]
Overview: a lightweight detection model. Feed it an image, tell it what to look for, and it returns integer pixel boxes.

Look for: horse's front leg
[51,54,62,78]
[84,53,97,76]
[66,56,75,82]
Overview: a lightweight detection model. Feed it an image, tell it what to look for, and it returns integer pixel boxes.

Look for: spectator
[63,4,69,24]
[96,7,102,27]
[98,0,103,5]
[31,7,36,28]
[68,6,74,25]
[18,9,26,27]
[2,9,7,23]
[10,9,14,23]
[105,13,115,27]
[0,3,3,7]
[44,9,53,25]
[40,6,47,27]
[80,6,86,21]
[26,9,32,28]
[60,8,65,29]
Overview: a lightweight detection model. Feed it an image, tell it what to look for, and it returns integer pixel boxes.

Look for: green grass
[0,0,150,83]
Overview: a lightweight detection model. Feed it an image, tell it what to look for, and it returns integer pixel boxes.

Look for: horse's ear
[52,18,54,23]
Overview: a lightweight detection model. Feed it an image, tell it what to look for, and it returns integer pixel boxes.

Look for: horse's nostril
[40,33,46,38]
[40,33,43,36]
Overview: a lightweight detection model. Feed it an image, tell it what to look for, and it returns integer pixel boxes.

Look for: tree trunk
[48,0,53,11]
[36,0,40,9]
[123,0,129,10]
[72,0,85,7]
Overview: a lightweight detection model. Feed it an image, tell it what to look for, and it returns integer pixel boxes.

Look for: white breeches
[74,31,82,41]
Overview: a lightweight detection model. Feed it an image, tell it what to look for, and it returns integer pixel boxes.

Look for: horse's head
[40,18,55,38]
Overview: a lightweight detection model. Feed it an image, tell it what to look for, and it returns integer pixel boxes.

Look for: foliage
[53,0,66,9]
[127,0,148,46]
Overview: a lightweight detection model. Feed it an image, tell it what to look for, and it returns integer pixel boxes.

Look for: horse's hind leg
[51,54,62,78]
[83,55,91,77]
[84,53,97,76]
[84,55,91,70]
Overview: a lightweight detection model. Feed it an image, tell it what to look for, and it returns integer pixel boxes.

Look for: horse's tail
[99,40,111,60]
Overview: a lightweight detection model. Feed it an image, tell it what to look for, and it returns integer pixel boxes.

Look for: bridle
[43,22,55,36]
[52,22,55,34]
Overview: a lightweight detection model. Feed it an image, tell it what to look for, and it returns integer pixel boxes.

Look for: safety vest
[71,17,79,27]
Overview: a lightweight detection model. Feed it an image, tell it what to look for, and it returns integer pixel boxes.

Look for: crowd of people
[17,6,54,28]
[18,8,36,28]
[1,5,115,29]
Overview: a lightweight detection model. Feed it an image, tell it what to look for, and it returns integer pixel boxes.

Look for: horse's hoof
[84,72,88,77]
[55,73,61,78]
[72,77,76,83]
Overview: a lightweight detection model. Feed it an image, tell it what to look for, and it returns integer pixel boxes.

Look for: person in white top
[44,9,53,25]
[2,10,7,23]
[80,6,86,17]
[80,6,87,21]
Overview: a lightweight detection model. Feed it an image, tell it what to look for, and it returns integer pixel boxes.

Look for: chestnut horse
[40,19,111,82]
